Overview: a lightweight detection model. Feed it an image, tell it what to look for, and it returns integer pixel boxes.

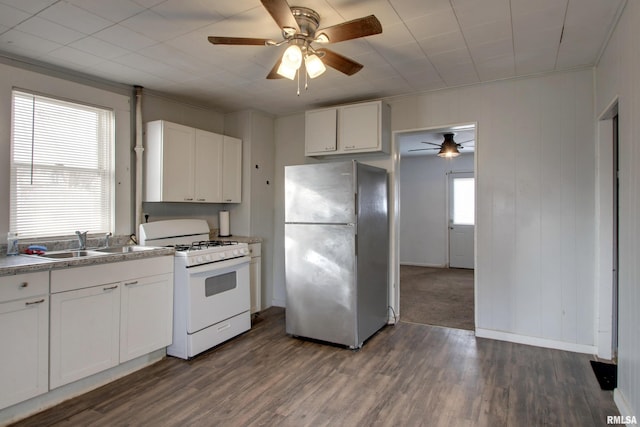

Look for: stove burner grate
[172,240,240,252]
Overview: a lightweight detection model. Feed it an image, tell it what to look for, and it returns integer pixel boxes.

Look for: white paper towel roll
[219,210,230,237]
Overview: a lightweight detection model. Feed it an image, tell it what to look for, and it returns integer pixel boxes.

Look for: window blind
[10,90,114,238]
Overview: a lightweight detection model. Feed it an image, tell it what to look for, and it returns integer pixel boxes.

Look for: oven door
[185,256,250,334]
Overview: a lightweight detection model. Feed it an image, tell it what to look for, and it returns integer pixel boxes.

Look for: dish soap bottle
[7,232,19,256]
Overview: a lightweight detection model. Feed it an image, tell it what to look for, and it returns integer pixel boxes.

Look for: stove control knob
[219,253,225,259]
[233,250,239,256]
[197,256,203,264]
[205,254,212,262]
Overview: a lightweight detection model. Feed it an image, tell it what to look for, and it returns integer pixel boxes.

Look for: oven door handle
[185,255,250,273]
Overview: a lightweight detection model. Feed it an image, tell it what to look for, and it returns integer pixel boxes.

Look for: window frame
[9,88,116,239]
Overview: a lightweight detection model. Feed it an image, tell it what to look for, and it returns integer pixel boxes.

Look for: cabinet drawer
[248,243,261,258]
[51,256,173,293]
[0,271,49,302]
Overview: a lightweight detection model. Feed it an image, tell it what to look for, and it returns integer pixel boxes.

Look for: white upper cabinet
[305,108,338,155]
[152,121,195,202]
[195,130,223,202]
[305,100,390,157]
[145,120,241,203]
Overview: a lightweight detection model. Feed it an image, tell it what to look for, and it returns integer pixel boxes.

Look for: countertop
[0,246,175,277]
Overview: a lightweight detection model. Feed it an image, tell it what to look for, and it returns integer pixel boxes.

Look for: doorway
[596,100,618,360]
[395,124,477,330]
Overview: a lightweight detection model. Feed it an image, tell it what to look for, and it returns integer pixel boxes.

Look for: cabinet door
[0,296,48,410]
[250,255,261,314]
[162,122,196,202]
[120,273,173,363]
[50,284,120,389]
[195,130,223,202]
[222,136,242,202]
[338,102,380,152]
[305,108,337,155]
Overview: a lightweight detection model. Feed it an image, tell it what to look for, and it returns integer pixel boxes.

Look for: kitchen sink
[40,250,105,259]
[94,246,155,254]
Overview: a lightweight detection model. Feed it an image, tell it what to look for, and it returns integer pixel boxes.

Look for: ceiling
[0,0,625,115]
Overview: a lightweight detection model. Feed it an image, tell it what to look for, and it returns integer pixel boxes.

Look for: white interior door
[449,172,475,269]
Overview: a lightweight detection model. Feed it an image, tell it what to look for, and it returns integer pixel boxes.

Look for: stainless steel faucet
[75,231,88,250]
[104,232,112,248]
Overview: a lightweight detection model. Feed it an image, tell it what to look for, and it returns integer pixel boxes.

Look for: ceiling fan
[408,133,474,158]
[207,0,382,84]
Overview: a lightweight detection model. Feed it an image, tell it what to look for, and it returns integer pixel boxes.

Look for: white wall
[274,68,597,354]
[390,70,596,352]
[225,110,276,309]
[595,0,640,418]
[0,61,132,240]
[399,152,474,267]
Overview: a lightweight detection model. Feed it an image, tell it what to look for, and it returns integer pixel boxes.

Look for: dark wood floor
[13,307,618,426]
[400,265,474,330]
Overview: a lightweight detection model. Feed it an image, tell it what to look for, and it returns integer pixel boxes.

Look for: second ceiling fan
[409,133,474,158]
[207,0,383,82]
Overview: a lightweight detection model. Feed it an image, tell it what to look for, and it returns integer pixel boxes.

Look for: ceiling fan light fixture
[315,33,329,43]
[305,54,326,78]
[437,148,460,158]
[277,61,297,79]
[277,44,303,79]
[282,44,302,68]
[437,134,461,158]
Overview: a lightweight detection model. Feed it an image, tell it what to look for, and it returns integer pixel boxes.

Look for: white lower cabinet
[49,257,173,389]
[50,283,121,389]
[0,271,49,410]
[120,273,173,362]
[249,243,261,314]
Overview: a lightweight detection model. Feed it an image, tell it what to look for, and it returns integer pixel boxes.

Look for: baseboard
[614,388,636,422]
[271,298,286,308]
[475,328,598,354]
[400,262,447,268]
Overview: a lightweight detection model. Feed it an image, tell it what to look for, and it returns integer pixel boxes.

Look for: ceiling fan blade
[420,142,442,147]
[408,148,438,152]
[316,15,382,43]
[316,48,363,76]
[261,0,300,32]
[208,36,272,46]
[266,57,284,79]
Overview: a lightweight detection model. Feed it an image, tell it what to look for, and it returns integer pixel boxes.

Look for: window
[10,90,114,238]
[452,176,475,225]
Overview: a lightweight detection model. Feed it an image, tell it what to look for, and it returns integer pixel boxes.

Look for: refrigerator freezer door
[285,161,356,224]
[285,223,357,347]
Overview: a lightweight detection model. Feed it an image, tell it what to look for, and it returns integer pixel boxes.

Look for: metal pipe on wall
[134,86,144,239]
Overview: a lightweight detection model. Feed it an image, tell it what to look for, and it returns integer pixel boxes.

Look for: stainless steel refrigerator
[284,161,389,348]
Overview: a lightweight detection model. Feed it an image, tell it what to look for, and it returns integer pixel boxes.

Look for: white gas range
[139,219,251,359]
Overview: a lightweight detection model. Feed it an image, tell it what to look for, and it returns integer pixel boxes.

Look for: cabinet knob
[20,282,28,288]
[103,285,118,291]
[25,298,45,306]
[184,198,194,201]
[124,281,138,286]
[197,198,205,201]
